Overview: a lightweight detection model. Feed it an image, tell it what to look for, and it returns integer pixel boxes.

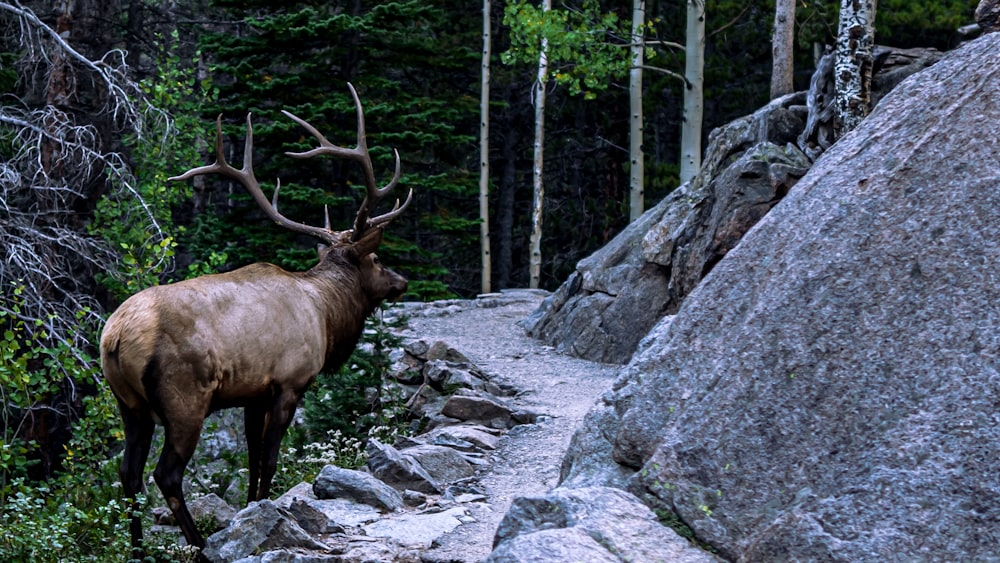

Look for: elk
[99,84,412,559]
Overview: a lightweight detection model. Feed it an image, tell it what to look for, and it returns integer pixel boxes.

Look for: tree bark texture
[680,0,704,185]
[834,0,878,138]
[628,0,645,222]
[496,107,518,289]
[479,0,492,293]
[528,0,551,289]
[770,0,796,99]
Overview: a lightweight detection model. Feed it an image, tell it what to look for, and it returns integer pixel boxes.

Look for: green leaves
[502,0,638,100]
[91,32,218,300]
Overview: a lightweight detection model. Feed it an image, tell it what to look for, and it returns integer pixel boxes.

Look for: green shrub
[0,288,134,561]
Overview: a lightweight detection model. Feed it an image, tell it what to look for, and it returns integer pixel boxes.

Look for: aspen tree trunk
[771,0,796,99]
[628,0,645,222]
[680,0,705,184]
[834,0,878,138]
[479,0,492,294]
[528,0,551,290]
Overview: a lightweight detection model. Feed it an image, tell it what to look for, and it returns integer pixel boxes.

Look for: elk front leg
[244,402,267,502]
[256,390,303,499]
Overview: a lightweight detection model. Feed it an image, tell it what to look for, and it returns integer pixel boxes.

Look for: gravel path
[393,290,621,562]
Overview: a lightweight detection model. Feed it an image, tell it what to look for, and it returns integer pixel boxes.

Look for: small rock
[363,506,469,548]
[440,394,515,429]
[511,408,542,425]
[286,499,346,535]
[491,487,720,562]
[274,481,316,509]
[366,439,442,494]
[398,444,477,485]
[202,500,330,563]
[486,527,616,563]
[404,339,431,358]
[402,489,428,507]
[426,340,470,363]
[312,465,403,511]
[297,497,381,528]
[425,425,502,451]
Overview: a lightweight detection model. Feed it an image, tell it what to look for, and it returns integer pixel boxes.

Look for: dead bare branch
[0,2,172,371]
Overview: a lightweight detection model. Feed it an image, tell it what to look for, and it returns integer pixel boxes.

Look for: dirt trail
[393,291,620,562]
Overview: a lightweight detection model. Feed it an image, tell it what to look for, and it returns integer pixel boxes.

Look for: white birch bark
[528,0,551,289]
[629,0,645,222]
[680,0,705,184]
[770,0,796,99]
[834,0,878,137]
[479,0,492,293]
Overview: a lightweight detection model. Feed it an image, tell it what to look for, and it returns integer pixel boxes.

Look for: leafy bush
[0,288,134,561]
[91,31,219,301]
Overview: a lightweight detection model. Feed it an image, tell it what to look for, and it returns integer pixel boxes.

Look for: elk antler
[283,83,413,242]
[168,113,344,245]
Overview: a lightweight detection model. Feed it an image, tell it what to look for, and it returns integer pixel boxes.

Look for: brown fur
[101,240,406,559]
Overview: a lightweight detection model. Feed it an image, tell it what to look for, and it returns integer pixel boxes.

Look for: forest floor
[393,290,621,562]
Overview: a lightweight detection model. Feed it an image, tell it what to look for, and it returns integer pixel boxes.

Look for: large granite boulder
[525,46,941,365]
[559,33,1000,561]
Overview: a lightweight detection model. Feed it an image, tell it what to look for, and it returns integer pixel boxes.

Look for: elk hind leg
[152,415,206,550]
[244,402,267,502]
[118,401,155,558]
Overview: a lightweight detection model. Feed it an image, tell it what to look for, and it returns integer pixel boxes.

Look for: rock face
[524,46,941,365]
[560,33,1000,561]
[487,486,720,563]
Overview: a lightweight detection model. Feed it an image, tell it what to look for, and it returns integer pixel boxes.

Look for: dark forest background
[2,0,976,300]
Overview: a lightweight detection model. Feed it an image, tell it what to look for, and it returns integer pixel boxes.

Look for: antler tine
[168,115,231,182]
[366,187,413,230]
[169,113,340,245]
[282,83,409,243]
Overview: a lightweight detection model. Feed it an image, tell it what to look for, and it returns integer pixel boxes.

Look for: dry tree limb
[0,2,171,373]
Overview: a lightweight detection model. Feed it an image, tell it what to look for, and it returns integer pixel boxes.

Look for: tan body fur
[102,262,366,417]
[102,242,405,560]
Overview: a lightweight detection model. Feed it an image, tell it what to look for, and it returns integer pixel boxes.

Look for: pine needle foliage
[195,0,483,298]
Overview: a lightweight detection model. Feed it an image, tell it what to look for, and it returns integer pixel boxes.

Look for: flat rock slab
[363,506,470,547]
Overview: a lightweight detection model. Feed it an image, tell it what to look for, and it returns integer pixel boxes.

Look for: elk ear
[352,228,384,258]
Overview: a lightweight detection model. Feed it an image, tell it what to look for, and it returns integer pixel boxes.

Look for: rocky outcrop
[524,45,941,365]
[487,486,720,563]
[557,33,1000,561]
[522,93,810,364]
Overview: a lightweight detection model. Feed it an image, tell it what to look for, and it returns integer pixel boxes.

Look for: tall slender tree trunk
[834,0,878,138]
[479,0,492,294]
[771,0,796,99]
[43,0,77,181]
[496,114,518,289]
[628,0,645,222]
[528,0,551,289]
[680,0,704,185]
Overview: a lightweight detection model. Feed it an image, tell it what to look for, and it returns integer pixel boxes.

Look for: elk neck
[300,251,377,366]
